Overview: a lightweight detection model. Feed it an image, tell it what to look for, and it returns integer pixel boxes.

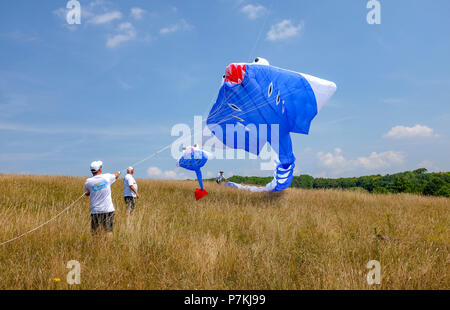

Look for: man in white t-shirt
[123,166,139,215]
[216,170,227,184]
[84,161,120,238]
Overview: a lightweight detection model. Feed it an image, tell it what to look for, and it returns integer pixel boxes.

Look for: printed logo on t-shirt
[92,180,107,192]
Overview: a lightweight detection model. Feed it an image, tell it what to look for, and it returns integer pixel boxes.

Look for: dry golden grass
[0,174,448,290]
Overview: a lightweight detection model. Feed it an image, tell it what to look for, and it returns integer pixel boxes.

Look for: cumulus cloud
[160,19,193,35]
[89,11,122,24]
[130,7,146,20]
[417,160,440,172]
[106,22,136,48]
[317,148,347,167]
[241,4,267,19]
[317,148,405,175]
[147,166,186,179]
[52,7,67,20]
[53,1,117,26]
[357,151,405,170]
[266,20,303,41]
[147,166,162,176]
[384,124,435,139]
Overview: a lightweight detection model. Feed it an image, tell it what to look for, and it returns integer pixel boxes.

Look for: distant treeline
[225,168,450,197]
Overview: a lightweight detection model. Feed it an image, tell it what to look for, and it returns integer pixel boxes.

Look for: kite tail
[225,162,295,193]
[194,169,208,200]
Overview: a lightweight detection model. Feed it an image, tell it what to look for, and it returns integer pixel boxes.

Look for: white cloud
[356,151,405,170]
[53,1,116,26]
[317,148,347,167]
[106,22,136,48]
[89,11,122,24]
[317,148,405,175]
[52,7,66,19]
[147,166,162,177]
[266,20,303,41]
[130,7,146,20]
[384,124,435,139]
[163,170,178,179]
[241,4,267,19]
[417,160,440,172]
[147,166,186,179]
[160,19,193,35]
[2,30,39,42]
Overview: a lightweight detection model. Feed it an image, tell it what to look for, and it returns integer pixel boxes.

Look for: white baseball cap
[127,166,134,173]
[90,161,103,172]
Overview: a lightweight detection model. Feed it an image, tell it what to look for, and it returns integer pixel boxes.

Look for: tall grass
[0,174,448,289]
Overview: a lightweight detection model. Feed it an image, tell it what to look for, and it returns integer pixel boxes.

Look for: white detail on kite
[232,115,244,122]
[300,73,337,112]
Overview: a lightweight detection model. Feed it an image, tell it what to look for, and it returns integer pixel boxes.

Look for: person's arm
[84,183,90,196]
[129,185,140,198]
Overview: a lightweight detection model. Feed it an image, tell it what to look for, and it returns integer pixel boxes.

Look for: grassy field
[0,174,448,290]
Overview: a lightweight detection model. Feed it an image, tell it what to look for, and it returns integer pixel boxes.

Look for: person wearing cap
[84,161,120,239]
[123,166,139,215]
[216,170,227,184]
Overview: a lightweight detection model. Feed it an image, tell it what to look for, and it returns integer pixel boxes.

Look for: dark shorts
[124,196,136,212]
[91,212,115,233]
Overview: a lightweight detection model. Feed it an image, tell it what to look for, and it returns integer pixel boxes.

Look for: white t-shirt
[216,173,225,184]
[124,174,138,197]
[84,173,116,214]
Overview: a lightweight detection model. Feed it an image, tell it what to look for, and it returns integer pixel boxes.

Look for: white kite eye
[268,82,273,97]
[276,92,281,105]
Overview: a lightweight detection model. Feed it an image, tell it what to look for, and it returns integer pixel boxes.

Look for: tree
[293,175,314,189]
[423,177,447,196]
[435,185,450,197]
[373,186,389,194]
[413,168,427,175]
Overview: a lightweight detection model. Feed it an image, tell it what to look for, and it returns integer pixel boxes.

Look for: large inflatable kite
[206,57,337,192]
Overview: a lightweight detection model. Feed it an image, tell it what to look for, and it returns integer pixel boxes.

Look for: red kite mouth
[225,64,246,85]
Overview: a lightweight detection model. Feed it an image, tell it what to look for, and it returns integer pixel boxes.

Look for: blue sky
[0,0,449,179]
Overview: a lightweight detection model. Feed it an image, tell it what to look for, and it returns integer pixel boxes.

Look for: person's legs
[129,197,135,214]
[91,213,101,235]
[102,212,114,240]
[124,196,135,215]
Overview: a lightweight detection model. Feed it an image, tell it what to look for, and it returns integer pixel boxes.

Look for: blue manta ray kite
[206,57,337,192]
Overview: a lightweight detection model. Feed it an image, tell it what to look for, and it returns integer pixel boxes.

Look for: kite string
[0,141,176,247]
[0,193,85,246]
[247,1,273,62]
